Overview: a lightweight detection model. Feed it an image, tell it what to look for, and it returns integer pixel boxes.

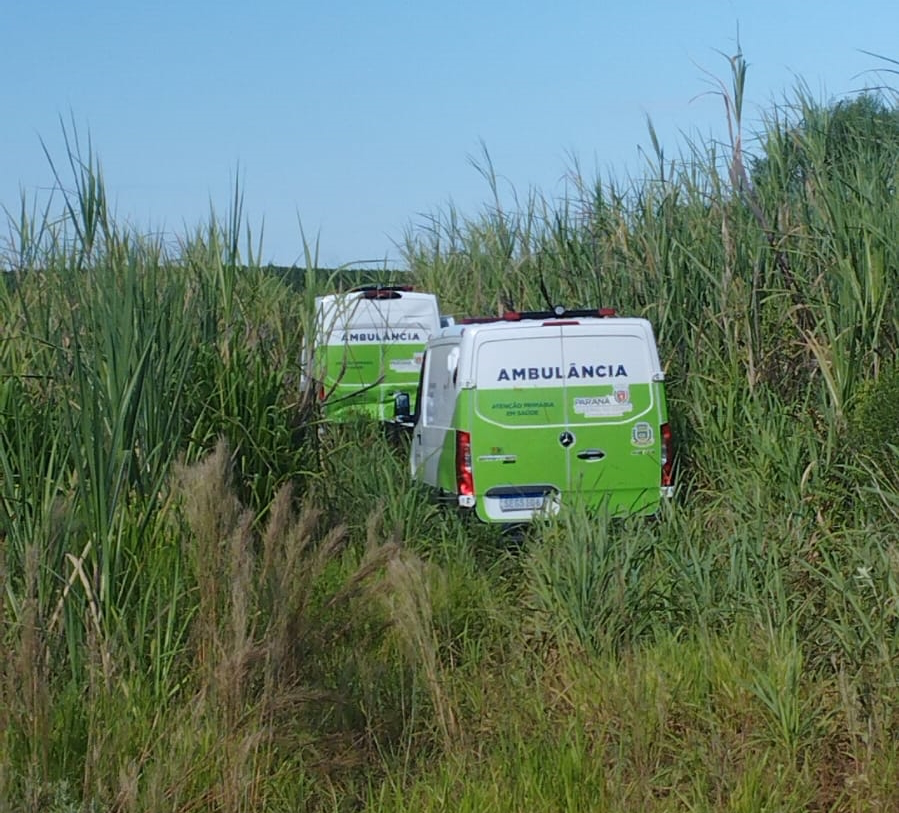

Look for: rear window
[475,331,653,388]
[476,335,563,389]
[560,332,655,383]
[474,336,566,427]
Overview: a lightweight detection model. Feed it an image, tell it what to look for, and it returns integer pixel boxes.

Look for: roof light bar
[460,307,616,324]
[351,284,414,299]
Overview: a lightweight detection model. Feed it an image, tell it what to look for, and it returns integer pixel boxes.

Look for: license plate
[499,495,544,512]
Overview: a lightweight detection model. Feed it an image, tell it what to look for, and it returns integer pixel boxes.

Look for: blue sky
[3,1,897,268]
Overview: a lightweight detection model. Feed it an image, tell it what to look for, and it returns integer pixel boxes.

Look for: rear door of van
[560,320,665,515]
[470,325,569,522]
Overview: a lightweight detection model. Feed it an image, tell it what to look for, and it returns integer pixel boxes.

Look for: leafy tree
[750,90,899,200]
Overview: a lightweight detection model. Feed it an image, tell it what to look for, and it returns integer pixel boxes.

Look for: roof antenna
[538,273,562,316]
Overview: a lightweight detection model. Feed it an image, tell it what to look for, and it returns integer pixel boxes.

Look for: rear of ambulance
[314,287,438,422]
[457,315,672,522]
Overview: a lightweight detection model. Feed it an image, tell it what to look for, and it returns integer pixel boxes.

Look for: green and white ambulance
[406,309,674,522]
[307,285,446,423]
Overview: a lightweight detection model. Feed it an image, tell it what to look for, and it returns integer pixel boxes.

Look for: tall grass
[3,61,899,810]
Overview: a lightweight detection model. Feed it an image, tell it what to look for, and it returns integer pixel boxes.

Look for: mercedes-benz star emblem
[559,431,575,448]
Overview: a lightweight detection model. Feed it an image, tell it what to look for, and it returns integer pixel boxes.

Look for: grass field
[2,62,899,811]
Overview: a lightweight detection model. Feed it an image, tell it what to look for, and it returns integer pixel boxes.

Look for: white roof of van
[315,288,437,304]
[314,289,442,341]
[435,315,657,339]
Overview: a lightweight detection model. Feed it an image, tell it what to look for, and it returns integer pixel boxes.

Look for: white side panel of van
[412,341,458,486]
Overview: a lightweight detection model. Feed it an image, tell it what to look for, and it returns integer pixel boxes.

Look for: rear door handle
[576,449,605,461]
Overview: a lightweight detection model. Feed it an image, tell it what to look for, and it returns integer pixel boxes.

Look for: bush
[847,360,899,474]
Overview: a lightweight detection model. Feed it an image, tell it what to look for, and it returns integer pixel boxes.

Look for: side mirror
[393,391,413,425]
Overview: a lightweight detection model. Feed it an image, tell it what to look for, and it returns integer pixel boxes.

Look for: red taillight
[456,431,474,496]
[660,422,674,487]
